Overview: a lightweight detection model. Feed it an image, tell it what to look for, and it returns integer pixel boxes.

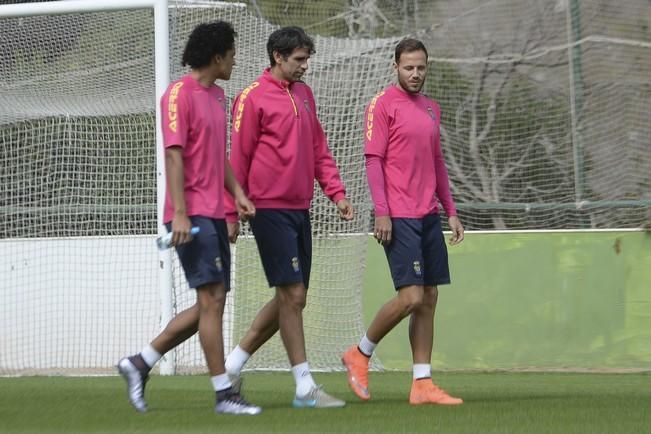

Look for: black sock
[129,354,150,375]
[216,386,236,401]
[357,346,372,358]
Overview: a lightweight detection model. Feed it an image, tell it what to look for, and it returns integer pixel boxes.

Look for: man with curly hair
[117,21,261,415]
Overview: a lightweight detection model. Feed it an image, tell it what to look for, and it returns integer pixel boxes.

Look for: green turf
[1,372,649,434]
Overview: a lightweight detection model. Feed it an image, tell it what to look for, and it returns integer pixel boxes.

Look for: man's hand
[374,215,392,245]
[448,215,465,245]
[336,198,354,221]
[171,213,193,246]
[234,192,256,221]
[227,221,240,244]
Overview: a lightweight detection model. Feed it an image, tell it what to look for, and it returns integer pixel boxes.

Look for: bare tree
[344,0,395,38]
[434,2,573,229]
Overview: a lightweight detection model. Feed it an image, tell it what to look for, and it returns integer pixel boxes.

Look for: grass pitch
[1,371,649,434]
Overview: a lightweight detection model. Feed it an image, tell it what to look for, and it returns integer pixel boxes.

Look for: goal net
[0,0,383,375]
[2,0,650,376]
[168,3,390,373]
[249,0,651,230]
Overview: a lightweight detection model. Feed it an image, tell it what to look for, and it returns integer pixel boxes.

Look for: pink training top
[160,74,228,223]
[225,68,346,222]
[364,85,457,218]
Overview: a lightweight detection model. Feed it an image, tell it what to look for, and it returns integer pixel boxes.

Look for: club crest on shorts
[413,260,422,276]
[214,256,223,272]
[427,107,436,121]
[291,257,300,272]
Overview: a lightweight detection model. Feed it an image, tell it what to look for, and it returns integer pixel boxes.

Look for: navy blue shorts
[383,214,450,290]
[250,209,311,288]
[166,216,230,291]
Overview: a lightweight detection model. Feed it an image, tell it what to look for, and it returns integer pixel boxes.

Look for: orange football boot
[341,346,370,400]
[409,378,463,405]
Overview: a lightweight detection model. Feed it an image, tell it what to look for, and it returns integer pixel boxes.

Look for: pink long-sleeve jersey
[226,68,346,221]
[364,84,457,218]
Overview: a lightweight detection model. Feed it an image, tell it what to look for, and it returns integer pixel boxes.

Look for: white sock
[358,334,377,357]
[211,373,232,392]
[225,345,250,376]
[140,345,162,368]
[413,363,431,380]
[291,362,316,397]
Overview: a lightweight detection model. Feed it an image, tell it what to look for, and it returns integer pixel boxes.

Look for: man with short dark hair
[342,38,465,406]
[117,21,261,415]
[223,26,352,409]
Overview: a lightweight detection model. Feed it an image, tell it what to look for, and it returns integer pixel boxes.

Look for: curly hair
[182,21,236,68]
